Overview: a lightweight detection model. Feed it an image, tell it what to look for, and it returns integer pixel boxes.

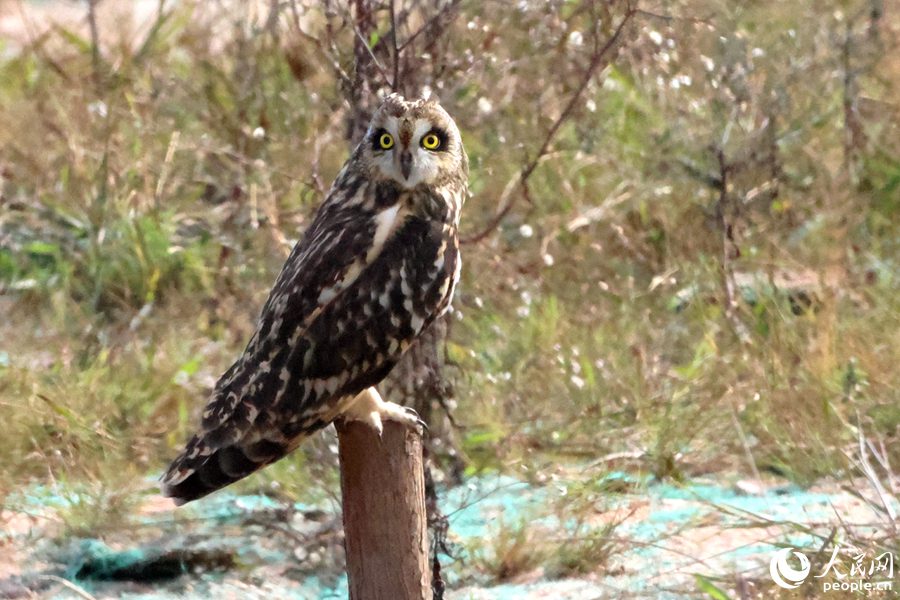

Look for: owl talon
[402,406,429,432]
[343,388,426,436]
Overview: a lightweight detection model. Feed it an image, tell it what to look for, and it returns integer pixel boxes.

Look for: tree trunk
[337,420,432,600]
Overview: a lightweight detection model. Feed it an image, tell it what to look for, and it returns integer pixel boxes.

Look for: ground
[2,470,896,599]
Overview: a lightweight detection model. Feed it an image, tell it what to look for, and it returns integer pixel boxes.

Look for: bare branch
[634,8,715,26]
[86,0,102,90]
[462,3,638,244]
[351,19,392,88]
[714,147,752,345]
[286,3,354,89]
[41,576,98,600]
[397,0,462,52]
[389,0,400,90]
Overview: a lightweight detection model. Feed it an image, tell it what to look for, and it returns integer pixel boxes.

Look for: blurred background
[0,1,898,598]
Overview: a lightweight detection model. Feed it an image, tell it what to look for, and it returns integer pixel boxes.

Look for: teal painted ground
[2,473,891,599]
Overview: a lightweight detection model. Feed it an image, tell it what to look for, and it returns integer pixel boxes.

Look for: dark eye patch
[371,128,391,151]
[423,128,449,151]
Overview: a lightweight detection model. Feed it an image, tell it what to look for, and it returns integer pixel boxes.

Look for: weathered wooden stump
[337,420,431,600]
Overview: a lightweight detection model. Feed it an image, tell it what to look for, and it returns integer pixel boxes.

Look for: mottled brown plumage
[161,94,467,504]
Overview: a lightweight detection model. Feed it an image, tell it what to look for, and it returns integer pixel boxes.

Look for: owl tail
[160,434,288,505]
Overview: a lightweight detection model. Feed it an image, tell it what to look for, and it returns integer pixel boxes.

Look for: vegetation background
[0,0,897,598]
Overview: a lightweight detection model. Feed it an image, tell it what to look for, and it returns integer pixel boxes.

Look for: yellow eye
[379,133,394,149]
[421,133,441,150]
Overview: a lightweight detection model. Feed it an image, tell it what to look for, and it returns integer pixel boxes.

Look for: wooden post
[337,420,431,600]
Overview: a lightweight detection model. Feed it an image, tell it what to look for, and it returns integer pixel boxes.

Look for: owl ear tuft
[420,90,441,105]
[380,92,408,109]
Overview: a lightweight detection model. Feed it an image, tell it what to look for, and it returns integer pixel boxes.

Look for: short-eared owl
[161,94,467,504]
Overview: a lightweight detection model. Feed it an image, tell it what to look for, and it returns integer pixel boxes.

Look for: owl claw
[402,406,429,432]
[377,401,427,434]
[342,388,426,436]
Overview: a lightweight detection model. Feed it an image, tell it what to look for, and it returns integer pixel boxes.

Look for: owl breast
[298,203,460,403]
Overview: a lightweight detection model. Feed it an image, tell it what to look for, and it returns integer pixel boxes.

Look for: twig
[714,147,751,345]
[287,1,354,89]
[350,21,391,88]
[869,434,898,494]
[462,3,637,244]
[41,576,98,600]
[154,130,180,210]
[634,8,715,25]
[86,0,102,90]
[389,0,400,91]
[853,418,897,525]
[729,400,761,482]
[397,0,462,52]
[265,0,281,39]
[586,449,646,469]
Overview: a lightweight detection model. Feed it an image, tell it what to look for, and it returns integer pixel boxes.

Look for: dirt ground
[2,473,895,599]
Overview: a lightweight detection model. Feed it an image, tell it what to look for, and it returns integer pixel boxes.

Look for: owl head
[361,93,467,189]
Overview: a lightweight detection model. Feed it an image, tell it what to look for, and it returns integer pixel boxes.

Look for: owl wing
[161,174,459,504]
[197,191,380,445]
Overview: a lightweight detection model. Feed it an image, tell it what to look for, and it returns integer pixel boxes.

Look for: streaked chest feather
[212,177,462,425]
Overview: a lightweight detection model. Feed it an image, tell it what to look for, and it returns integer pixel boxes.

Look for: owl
[161,94,467,505]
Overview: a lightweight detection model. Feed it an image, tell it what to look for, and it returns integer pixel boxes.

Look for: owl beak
[399,150,413,180]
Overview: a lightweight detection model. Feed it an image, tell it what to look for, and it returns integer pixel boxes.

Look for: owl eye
[378,133,395,150]
[421,133,441,150]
